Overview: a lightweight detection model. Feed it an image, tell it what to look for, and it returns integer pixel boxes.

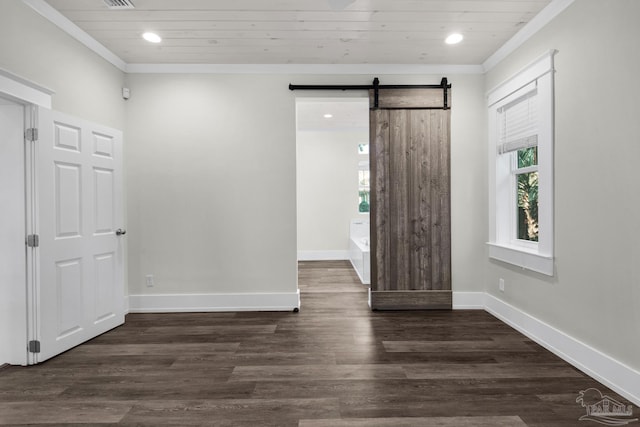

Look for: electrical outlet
[145,274,154,287]
[499,278,505,292]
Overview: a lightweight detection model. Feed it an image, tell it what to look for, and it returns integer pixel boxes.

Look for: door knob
[115,228,127,236]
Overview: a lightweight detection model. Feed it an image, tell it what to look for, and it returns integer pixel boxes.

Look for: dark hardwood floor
[0,261,636,426]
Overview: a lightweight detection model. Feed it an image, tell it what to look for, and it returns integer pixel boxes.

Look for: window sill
[487,242,554,276]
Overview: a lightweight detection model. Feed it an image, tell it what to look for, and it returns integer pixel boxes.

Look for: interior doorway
[294,96,371,293]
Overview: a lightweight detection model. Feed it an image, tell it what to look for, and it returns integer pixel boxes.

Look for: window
[487,50,556,275]
[358,143,370,213]
[515,146,538,242]
[358,159,370,213]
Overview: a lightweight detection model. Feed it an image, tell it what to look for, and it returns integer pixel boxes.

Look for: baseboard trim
[298,250,349,261]
[484,293,640,407]
[452,292,485,309]
[128,290,300,313]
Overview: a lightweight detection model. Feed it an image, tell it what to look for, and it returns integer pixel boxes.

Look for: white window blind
[497,86,538,155]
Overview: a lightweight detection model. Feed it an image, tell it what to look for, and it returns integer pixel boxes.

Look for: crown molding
[125,63,483,75]
[482,0,575,72]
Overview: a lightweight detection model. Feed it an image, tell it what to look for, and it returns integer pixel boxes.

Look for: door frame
[0,97,27,365]
[0,70,53,365]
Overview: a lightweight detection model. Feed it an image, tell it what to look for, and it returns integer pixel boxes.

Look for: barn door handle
[115,228,127,236]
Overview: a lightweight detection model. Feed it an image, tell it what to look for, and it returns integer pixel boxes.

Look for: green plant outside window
[516,147,538,241]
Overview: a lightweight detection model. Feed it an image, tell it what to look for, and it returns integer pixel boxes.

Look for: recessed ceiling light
[142,32,162,43]
[445,33,464,45]
[324,113,333,119]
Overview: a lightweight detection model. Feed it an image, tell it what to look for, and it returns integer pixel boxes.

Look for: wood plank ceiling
[44,0,552,64]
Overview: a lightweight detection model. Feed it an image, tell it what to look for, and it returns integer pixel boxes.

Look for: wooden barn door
[369,88,451,310]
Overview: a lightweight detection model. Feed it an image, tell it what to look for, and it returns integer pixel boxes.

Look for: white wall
[124,73,299,298]
[124,73,486,302]
[449,74,488,295]
[297,129,368,258]
[483,0,640,374]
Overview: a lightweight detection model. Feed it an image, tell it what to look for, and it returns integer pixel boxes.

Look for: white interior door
[35,109,125,363]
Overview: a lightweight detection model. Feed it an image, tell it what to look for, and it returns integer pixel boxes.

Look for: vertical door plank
[440,110,452,290]
[389,110,410,291]
[370,109,390,291]
[429,111,442,290]
[409,110,430,291]
[369,89,451,309]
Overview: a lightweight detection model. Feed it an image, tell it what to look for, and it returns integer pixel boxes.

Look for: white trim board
[484,293,640,407]
[0,68,53,108]
[128,291,300,313]
[486,49,557,106]
[298,250,350,261]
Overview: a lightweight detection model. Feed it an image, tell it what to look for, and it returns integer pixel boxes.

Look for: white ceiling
[42,0,553,65]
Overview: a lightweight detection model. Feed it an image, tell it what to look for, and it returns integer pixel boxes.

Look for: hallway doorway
[295,97,371,296]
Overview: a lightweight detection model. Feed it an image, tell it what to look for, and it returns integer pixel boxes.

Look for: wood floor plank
[68,342,240,356]
[334,350,498,365]
[0,401,132,424]
[119,398,340,424]
[171,352,337,368]
[336,394,549,419]
[146,325,277,335]
[0,385,68,402]
[299,415,528,426]
[0,261,636,427]
[403,362,583,379]
[252,377,607,400]
[57,377,256,400]
[229,364,406,381]
[383,339,536,353]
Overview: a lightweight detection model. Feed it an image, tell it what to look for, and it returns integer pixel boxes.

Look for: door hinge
[28,340,41,353]
[25,128,38,142]
[26,234,39,248]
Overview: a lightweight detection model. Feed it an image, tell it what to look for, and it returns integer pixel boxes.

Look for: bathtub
[349,219,370,285]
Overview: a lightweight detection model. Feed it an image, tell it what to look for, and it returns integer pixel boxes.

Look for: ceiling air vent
[103,0,135,10]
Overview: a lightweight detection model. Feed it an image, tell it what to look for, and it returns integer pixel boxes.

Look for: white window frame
[487,50,556,276]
